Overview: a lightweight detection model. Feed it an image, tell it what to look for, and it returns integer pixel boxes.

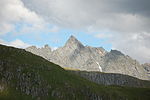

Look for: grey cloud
[21,0,150,33]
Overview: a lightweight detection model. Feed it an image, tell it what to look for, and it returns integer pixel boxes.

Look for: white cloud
[0,23,14,35]
[0,39,30,48]
[0,0,47,35]
[49,26,59,33]
[95,33,112,39]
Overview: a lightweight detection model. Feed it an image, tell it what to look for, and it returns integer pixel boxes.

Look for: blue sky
[0,0,150,63]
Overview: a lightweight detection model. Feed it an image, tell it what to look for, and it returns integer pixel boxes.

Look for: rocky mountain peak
[43,44,51,51]
[26,46,37,50]
[65,35,84,49]
[110,50,124,56]
[44,44,50,48]
[142,63,150,72]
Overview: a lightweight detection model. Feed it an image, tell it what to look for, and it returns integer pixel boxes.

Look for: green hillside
[0,44,150,100]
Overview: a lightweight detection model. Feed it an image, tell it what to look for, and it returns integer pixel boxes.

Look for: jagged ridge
[26,35,149,80]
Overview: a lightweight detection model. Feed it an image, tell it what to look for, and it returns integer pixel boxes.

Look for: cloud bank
[0,39,30,48]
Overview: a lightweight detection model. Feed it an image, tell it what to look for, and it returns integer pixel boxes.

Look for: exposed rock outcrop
[142,63,150,79]
[71,71,150,88]
[26,44,51,60]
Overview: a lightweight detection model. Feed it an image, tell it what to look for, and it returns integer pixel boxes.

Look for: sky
[0,0,150,63]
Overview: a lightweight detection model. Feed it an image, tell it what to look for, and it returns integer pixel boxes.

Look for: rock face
[26,44,51,60]
[26,35,149,80]
[50,36,107,72]
[71,71,150,88]
[142,63,150,79]
[101,50,148,80]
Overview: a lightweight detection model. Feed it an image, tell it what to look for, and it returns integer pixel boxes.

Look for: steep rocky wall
[142,63,150,79]
[71,71,150,88]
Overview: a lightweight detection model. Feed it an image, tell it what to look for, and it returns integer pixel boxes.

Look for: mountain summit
[66,35,79,44]
[26,36,149,80]
[65,35,84,49]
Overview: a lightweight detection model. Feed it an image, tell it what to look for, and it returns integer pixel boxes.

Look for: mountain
[142,63,150,79]
[1,44,150,100]
[26,35,149,80]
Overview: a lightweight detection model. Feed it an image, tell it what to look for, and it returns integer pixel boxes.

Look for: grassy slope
[0,44,150,100]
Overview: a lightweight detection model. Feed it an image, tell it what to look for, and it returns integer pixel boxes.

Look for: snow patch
[96,62,102,72]
[51,47,58,51]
